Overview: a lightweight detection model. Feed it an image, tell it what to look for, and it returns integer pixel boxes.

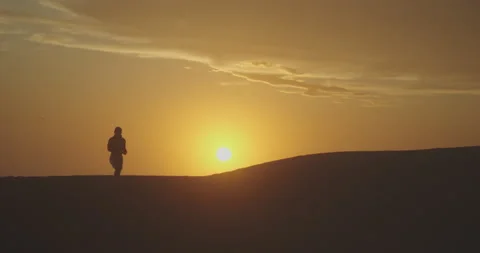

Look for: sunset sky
[1,0,479,176]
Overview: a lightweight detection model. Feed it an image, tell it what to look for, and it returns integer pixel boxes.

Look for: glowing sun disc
[216,147,232,162]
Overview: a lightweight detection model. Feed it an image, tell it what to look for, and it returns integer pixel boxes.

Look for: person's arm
[122,139,128,155]
[107,138,112,152]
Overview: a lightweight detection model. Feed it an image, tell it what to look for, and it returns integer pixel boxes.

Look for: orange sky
[1,0,480,176]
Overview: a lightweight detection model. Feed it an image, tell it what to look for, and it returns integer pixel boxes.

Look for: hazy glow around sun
[216,147,232,162]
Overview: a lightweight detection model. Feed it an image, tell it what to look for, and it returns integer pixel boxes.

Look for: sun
[216,147,232,162]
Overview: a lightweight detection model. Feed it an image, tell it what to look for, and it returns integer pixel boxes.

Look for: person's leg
[113,156,123,176]
[109,155,114,168]
[110,158,116,176]
[117,156,123,176]
[111,155,123,176]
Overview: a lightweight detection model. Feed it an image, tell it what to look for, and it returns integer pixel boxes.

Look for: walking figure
[108,127,127,176]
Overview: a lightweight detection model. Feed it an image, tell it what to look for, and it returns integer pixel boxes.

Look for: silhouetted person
[108,127,127,176]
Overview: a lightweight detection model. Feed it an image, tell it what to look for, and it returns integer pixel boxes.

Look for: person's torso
[109,136,125,155]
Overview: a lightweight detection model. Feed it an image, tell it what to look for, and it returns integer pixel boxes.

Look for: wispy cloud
[27,33,213,63]
[0,29,25,35]
[38,0,80,19]
[1,0,479,101]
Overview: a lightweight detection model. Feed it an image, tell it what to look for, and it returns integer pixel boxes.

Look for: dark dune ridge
[1,146,478,252]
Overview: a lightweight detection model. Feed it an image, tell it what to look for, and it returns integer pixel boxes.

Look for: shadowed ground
[1,146,478,252]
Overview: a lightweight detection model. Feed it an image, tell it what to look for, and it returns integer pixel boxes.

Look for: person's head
[114,127,122,135]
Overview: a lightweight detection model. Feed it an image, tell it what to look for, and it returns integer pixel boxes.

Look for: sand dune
[1,146,478,252]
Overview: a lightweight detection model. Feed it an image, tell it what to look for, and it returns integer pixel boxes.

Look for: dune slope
[1,146,478,252]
